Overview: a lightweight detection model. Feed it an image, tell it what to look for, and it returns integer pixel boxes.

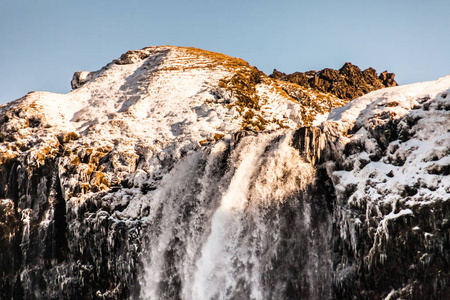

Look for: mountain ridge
[270,61,398,101]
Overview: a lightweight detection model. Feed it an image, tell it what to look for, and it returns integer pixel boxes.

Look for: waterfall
[139,131,332,299]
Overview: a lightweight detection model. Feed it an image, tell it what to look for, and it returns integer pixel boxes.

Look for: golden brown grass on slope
[180,47,249,70]
[218,67,268,130]
[218,67,264,110]
[146,46,251,72]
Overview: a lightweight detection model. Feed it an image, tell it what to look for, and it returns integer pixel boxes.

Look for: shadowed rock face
[270,62,398,101]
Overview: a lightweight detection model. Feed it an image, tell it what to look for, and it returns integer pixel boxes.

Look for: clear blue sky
[1,0,449,104]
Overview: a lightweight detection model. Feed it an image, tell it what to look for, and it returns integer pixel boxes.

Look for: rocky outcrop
[270,62,398,101]
[71,71,92,89]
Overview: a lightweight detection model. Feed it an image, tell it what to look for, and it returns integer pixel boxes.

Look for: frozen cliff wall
[290,76,450,298]
[324,76,450,299]
[0,46,448,299]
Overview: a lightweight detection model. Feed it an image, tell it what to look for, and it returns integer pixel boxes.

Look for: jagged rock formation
[270,62,398,101]
[0,46,448,300]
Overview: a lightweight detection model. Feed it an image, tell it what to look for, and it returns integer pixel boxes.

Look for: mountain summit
[0,46,345,196]
[0,46,448,299]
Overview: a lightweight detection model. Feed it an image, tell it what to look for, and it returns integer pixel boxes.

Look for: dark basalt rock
[379,70,398,87]
[114,50,152,65]
[71,71,93,89]
[270,62,398,100]
[292,126,342,166]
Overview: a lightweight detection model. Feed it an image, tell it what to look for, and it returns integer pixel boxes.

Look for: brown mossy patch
[223,67,264,109]
[272,118,292,129]
[198,139,209,146]
[218,67,270,130]
[91,171,110,187]
[70,156,81,166]
[60,145,114,197]
[242,111,267,131]
[135,46,250,73]
[57,132,80,144]
[386,101,399,107]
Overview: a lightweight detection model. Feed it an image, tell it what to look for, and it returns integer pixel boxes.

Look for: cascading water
[139,131,333,299]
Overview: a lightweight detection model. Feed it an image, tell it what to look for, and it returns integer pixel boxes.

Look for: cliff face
[0,46,448,299]
[323,78,449,299]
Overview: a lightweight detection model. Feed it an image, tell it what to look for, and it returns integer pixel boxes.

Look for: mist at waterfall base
[137,131,332,299]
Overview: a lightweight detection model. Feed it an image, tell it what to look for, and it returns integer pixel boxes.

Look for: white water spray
[140,131,328,300]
